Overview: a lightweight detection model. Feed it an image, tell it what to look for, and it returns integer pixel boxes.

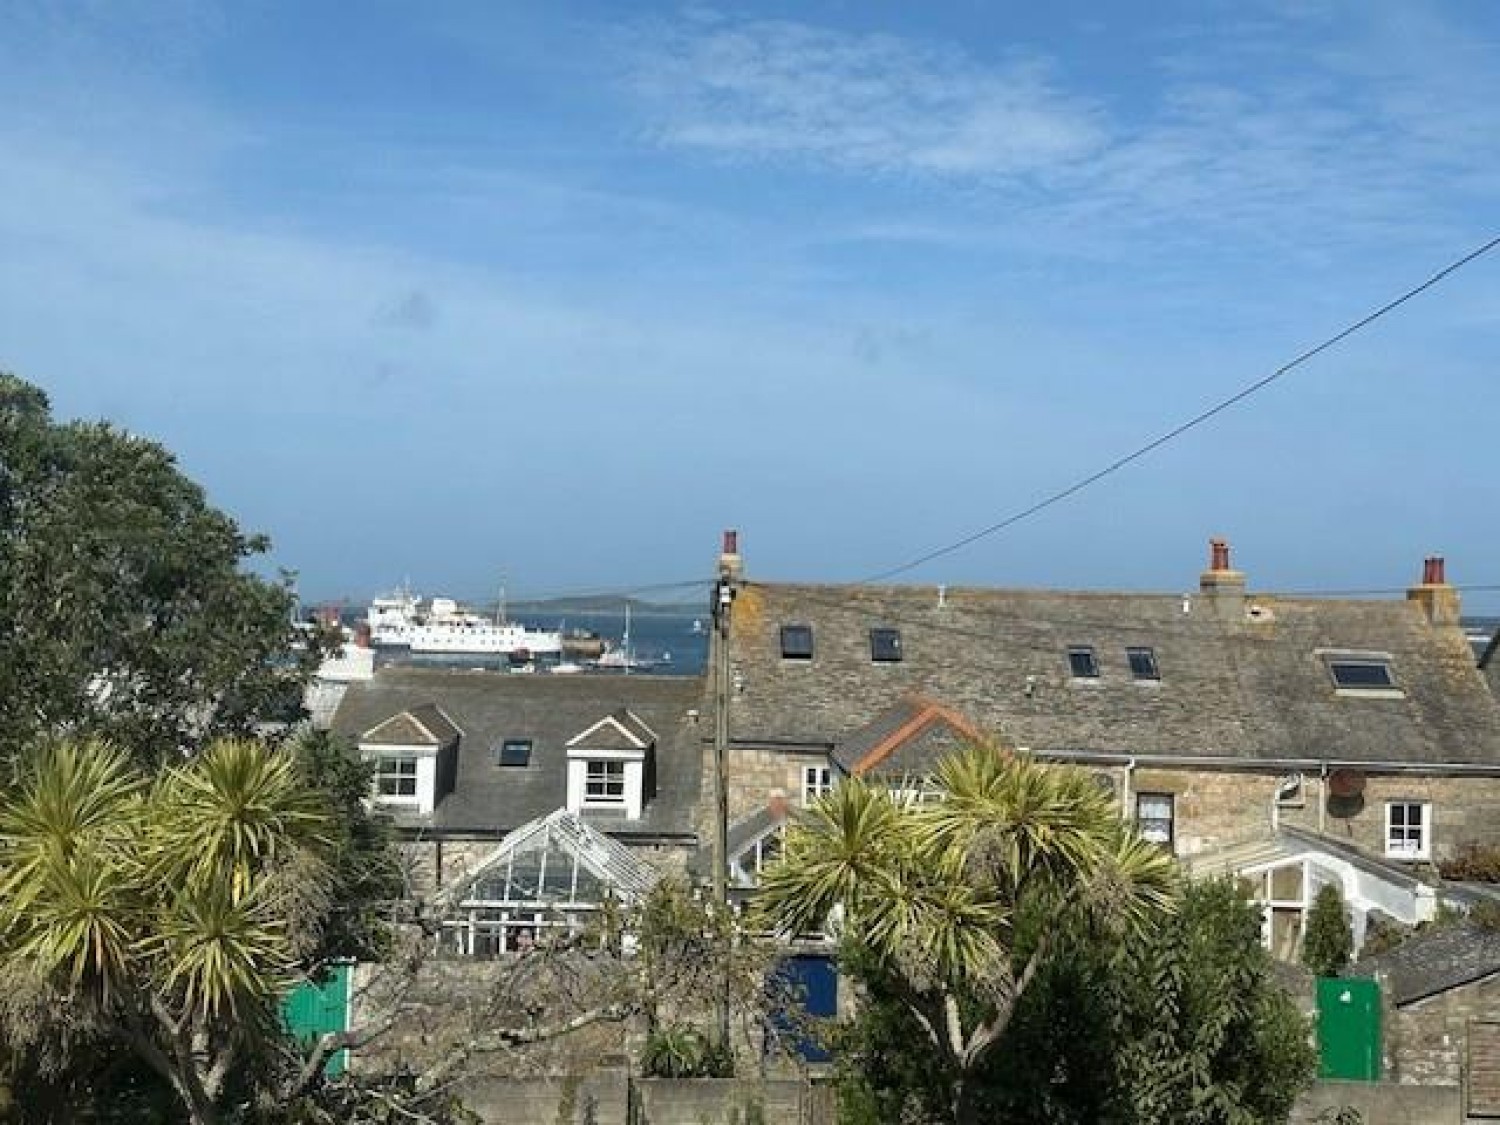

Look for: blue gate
[769,954,837,1063]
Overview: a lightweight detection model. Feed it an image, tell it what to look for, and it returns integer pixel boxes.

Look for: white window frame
[1385,801,1431,860]
[374,754,419,801]
[1136,791,1175,850]
[802,764,833,806]
[584,760,627,806]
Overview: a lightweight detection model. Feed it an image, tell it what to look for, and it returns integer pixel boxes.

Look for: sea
[371,609,710,677]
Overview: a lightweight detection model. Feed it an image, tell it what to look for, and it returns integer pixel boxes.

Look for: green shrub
[1439,845,1500,882]
[639,1024,734,1079]
[1303,885,1354,977]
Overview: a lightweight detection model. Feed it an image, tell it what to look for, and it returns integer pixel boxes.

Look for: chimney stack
[1199,537,1246,618]
[718,528,743,581]
[1408,554,1460,626]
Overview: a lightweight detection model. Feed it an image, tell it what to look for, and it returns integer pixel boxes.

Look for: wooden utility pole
[711,530,740,1050]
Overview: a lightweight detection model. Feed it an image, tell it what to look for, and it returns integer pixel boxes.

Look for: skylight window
[496,739,532,767]
[1067,646,1099,679]
[1328,659,1396,690]
[1126,647,1160,681]
[870,627,903,663]
[780,624,814,660]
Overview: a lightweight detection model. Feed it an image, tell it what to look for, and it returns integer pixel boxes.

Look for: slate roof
[331,667,706,837]
[833,694,983,776]
[361,703,461,747]
[725,581,1500,768]
[1351,922,1500,1004]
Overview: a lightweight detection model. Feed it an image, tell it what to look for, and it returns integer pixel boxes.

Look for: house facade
[329,668,707,937]
[708,532,1500,955]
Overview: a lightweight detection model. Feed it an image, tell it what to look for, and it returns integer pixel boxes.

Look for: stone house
[708,532,1500,957]
[329,667,707,949]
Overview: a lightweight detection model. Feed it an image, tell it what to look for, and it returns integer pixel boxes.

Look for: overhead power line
[860,234,1500,585]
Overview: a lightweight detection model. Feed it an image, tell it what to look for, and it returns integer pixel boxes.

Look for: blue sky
[3,1,1499,608]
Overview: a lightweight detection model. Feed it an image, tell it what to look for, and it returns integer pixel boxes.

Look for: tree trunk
[951,1071,979,1125]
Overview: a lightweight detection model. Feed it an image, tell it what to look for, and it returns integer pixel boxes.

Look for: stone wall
[1091,765,1500,862]
[374,1068,822,1125]
[1290,1080,1460,1125]
[635,1077,808,1124]
[459,1071,630,1125]
[722,746,829,823]
[1378,972,1500,1090]
[720,752,1500,863]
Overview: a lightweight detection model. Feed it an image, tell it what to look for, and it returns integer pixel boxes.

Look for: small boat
[591,605,653,673]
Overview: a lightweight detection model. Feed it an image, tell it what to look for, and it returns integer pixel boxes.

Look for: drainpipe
[1121,758,1136,820]
[1318,762,1329,833]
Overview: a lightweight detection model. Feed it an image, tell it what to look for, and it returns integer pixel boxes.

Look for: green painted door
[283,965,351,1077]
[1317,977,1381,1081]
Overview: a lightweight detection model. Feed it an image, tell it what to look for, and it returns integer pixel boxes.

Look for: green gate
[283,964,351,1077]
[1317,977,1381,1081]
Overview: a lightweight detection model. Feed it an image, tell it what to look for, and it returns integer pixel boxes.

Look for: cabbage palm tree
[755,743,1179,1125]
[0,738,334,1125]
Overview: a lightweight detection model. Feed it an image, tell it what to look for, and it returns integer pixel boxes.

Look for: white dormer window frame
[361,741,441,814]
[564,712,653,821]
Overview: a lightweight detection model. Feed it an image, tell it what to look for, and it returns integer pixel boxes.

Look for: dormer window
[870,628,902,663]
[1067,646,1099,679]
[565,709,656,820]
[1126,647,1159,681]
[780,624,814,660]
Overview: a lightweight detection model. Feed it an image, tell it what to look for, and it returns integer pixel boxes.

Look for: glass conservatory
[440,808,662,957]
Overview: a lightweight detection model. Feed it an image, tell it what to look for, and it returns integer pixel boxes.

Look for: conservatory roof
[442,807,662,909]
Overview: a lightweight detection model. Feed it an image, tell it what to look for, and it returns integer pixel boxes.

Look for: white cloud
[623,17,1106,181]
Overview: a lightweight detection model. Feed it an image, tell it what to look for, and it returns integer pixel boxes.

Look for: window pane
[1136,792,1174,846]
[1126,647,1159,680]
[585,760,626,801]
[870,628,902,662]
[1068,647,1099,678]
[1330,660,1395,688]
[497,739,532,767]
[780,624,814,659]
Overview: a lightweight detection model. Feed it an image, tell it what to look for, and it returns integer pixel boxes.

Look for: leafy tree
[1302,884,1354,978]
[0,737,338,1125]
[835,879,1316,1125]
[1114,879,1316,1124]
[755,745,1179,1125]
[0,373,319,762]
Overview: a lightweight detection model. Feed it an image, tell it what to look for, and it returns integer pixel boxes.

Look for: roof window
[870,627,903,663]
[1067,646,1100,679]
[495,739,532,767]
[1126,647,1160,681]
[1328,659,1396,691]
[780,624,814,660]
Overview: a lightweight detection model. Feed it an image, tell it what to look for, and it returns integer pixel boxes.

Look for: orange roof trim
[850,694,985,777]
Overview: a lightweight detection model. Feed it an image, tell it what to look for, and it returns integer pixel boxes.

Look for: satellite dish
[1328,769,1367,798]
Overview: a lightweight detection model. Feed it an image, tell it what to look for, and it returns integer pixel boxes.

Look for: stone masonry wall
[1289,1081,1459,1125]
[721,751,1500,863]
[722,746,830,824]
[1098,766,1500,861]
[1378,972,1500,1090]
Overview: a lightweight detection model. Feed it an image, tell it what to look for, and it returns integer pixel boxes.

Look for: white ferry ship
[366,589,563,657]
